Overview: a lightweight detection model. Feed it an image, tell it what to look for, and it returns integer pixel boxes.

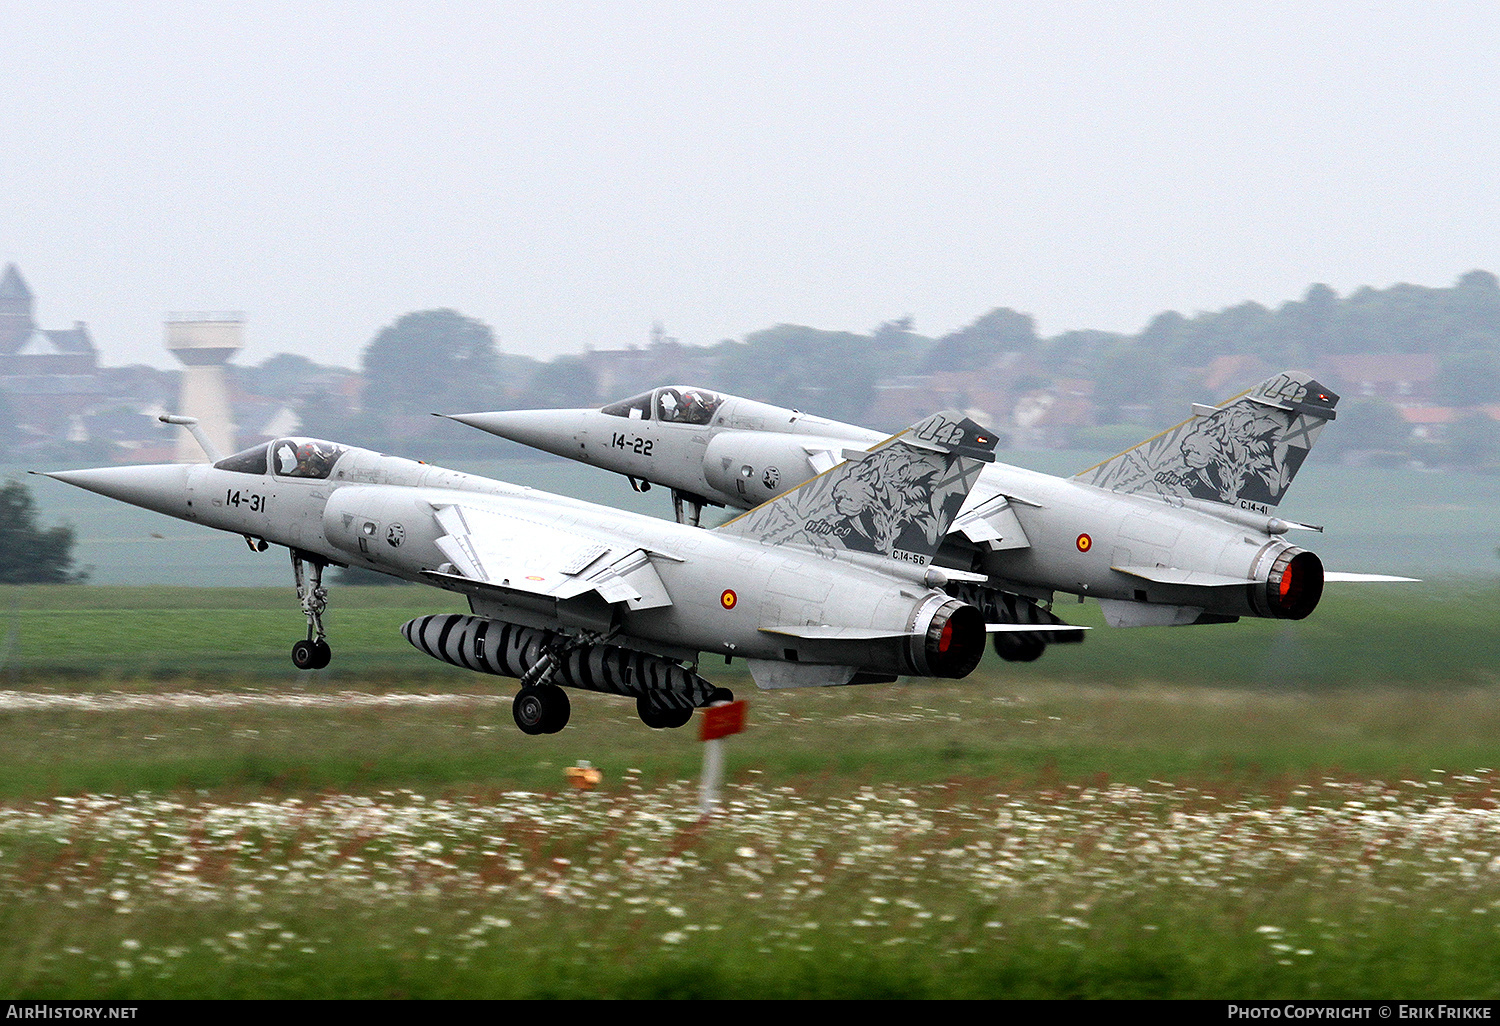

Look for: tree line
[291,270,1500,464]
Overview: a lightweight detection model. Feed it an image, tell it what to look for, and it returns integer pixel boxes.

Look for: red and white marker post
[698,699,748,818]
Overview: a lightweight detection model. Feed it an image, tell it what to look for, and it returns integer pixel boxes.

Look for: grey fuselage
[452,392,1323,626]
[48,441,969,673]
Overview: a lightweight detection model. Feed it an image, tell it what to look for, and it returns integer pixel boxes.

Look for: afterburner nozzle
[439,409,592,458]
[35,464,194,518]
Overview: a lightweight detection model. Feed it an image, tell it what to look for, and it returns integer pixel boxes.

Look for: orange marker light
[565,763,602,790]
[720,589,738,610]
[1076,533,1093,553]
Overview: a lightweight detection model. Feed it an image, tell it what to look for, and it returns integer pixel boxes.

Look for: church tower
[0,264,35,355]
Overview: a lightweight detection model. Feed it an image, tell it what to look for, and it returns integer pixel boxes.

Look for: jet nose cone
[36,464,194,518]
[441,409,593,456]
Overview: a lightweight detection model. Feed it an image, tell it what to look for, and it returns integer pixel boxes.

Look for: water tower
[165,312,243,463]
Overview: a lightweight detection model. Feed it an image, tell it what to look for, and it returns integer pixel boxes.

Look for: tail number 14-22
[611,432,654,457]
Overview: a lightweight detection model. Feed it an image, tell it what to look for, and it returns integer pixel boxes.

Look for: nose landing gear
[291,551,332,670]
[292,637,331,670]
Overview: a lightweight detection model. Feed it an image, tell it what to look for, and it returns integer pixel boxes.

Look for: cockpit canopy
[601,386,724,426]
[214,438,348,479]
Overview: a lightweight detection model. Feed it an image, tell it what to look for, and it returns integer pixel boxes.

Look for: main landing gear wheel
[292,638,331,670]
[993,632,1046,663]
[513,684,570,735]
[637,696,693,729]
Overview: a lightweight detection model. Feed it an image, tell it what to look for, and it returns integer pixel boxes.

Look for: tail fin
[1075,371,1339,513]
[716,410,998,565]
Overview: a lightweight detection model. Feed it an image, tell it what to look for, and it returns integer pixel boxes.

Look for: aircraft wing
[430,503,674,610]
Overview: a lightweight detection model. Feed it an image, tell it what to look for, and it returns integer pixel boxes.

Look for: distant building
[0,263,104,443]
[1398,406,1459,442]
[866,353,1036,433]
[584,342,719,402]
[1322,353,1438,402]
[0,264,99,374]
[1011,378,1096,449]
[1195,355,1273,400]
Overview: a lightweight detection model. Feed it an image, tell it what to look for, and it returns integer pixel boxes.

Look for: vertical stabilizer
[716,410,998,565]
[1075,371,1339,513]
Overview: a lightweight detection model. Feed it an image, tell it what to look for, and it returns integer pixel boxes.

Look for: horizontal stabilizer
[1097,599,1241,628]
[762,621,1089,644]
[804,446,843,474]
[986,622,1089,633]
[1323,572,1421,582]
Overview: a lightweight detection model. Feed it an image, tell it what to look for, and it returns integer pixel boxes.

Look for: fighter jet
[446,372,1411,664]
[38,410,1047,734]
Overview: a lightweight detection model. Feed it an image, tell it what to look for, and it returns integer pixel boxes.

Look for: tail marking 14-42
[1074,372,1340,513]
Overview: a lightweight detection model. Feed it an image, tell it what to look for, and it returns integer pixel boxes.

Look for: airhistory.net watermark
[5,1007,138,1020]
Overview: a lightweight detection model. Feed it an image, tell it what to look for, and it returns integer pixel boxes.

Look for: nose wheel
[292,638,332,670]
[291,551,332,670]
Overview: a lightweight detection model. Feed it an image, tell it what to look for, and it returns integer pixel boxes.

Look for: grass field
[1,580,1498,998]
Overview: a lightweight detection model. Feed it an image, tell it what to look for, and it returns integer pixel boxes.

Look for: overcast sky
[4,1,1499,370]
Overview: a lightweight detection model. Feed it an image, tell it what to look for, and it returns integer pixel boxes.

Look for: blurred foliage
[0,478,86,583]
[186,270,1500,468]
[518,354,601,410]
[706,324,886,424]
[921,307,1037,372]
[362,309,502,416]
[1316,397,1410,458]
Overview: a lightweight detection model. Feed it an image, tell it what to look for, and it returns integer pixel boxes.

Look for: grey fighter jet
[38,410,1047,734]
[448,373,1411,663]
